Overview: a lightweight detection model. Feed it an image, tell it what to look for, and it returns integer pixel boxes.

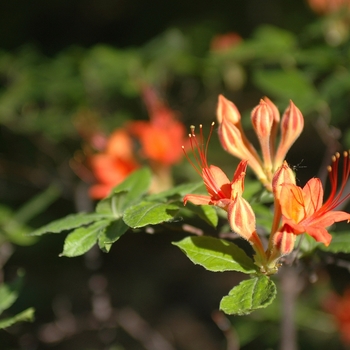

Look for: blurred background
[1,0,350,349]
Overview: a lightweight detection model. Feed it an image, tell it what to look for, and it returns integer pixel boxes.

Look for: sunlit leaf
[174,236,257,274]
[60,219,111,257]
[220,275,277,315]
[184,203,219,227]
[113,168,152,213]
[123,201,179,228]
[98,218,129,252]
[30,213,108,236]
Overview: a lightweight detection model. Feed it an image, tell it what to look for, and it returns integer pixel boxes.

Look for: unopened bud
[274,100,304,169]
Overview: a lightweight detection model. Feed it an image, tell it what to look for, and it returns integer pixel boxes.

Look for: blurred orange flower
[210,32,242,51]
[324,287,350,344]
[129,87,188,166]
[307,0,350,14]
[88,129,139,199]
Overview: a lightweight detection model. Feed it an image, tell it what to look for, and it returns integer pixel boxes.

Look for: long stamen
[182,123,215,178]
[324,151,350,211]
[205,122,215,163]
[182,143,202,177]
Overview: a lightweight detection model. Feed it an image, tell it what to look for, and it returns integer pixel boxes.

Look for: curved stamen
[324,151,350,211]
[182,123,216,175]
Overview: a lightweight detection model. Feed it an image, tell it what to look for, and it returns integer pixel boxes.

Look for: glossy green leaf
[96,168,152,217]
[173,236,257,274]
[60,219,111,257]
[112,168,152,210]
[30,212,108,236]
[319,232,350,253]
[220,275,277,315]
[123,201,179,228]
[98,218,129,252]
[0,308,35,329]
[185,203,219,227]
[96,191,127,216]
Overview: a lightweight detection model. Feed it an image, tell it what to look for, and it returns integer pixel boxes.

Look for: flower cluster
[184,96,350,274]
[74,87,188,199]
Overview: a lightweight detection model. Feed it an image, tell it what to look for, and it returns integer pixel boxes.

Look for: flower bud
[272,161,296,201]
[228,196,256,241]
[274,100,304,169]
[272,225,296,257]
[217,94,241,125]
[263,97,280,158]
[251,99,274,173]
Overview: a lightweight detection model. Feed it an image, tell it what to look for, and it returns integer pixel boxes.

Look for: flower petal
[303,178,324,216]
[304,225,332,246]
[202,165,231,200]
[280,183,305,222]
[309,210,350,228]
[183,194,212,206]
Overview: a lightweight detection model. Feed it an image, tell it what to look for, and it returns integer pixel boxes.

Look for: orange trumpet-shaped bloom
[279,151,350,246]
[183,123,248,210]
[182,124,267,262]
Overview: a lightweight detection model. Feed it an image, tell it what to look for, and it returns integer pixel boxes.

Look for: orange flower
[89,129,139,199]
[217,95,304,191]
[129,87,187,165]
[183,124,267,264]
[279,151,350,246]
[183,123,247,210]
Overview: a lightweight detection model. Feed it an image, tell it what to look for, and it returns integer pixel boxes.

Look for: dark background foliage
[1,0,313,54]
[0,1,349,349]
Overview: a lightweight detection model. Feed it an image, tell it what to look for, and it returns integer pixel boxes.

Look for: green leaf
[185,203,219,227]
[319,231,350,253]
[173,236,257,274]
[60,219,111,257]
[112,168,152,211]
[0,274,24,314]
[0,308,35,329]
[95,191,127,216]
[220,275,277,315]
[95,168,152,217]
[30,212,108,236]
[123,201,179,228]
[98,218,129,252]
